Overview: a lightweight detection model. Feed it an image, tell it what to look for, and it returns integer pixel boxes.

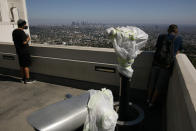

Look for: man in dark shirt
[147,24,183,108]
[12,19,35,84]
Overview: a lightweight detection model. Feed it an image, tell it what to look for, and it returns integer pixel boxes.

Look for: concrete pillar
[0,0,10,22]
[22,0,28,21]
[21,0,31,43]
[0,0,30,43]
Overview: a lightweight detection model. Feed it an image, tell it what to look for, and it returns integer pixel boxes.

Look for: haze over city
[26,0,196,67]
[27,0,196,25]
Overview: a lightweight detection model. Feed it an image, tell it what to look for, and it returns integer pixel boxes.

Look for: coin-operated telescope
[106,26,148,127]
[106,26,148,78]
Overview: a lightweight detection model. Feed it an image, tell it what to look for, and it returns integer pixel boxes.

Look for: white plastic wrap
[83,88,118,131]
[106,26,148,78]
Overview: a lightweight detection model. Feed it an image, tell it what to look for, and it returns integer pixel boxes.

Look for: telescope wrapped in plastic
[106,26,148,78]
[27,89,117,131]
[27,93,90,131]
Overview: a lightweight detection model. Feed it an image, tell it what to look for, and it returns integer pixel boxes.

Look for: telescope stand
[114,73,144,128]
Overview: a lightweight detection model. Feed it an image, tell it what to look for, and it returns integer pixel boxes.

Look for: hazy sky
[26,0,196,25]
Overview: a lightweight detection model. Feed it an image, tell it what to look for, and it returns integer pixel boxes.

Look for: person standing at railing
[12,19,35,84]
[147,24,183,108]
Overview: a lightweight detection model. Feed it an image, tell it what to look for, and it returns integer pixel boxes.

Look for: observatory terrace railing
[167,54,196,131]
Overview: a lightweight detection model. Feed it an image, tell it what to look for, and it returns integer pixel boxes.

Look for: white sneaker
[24,79,36,84]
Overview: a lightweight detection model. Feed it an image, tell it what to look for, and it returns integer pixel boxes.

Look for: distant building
[0,0,30,43]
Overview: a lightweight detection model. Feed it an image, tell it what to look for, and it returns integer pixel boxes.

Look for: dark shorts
[148,66,171,92]
[17,53,32,67]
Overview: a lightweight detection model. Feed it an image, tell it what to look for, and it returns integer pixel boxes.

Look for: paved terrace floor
[0,74,86,131]
[0,74,164,131]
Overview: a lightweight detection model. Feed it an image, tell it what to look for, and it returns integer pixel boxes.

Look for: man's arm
[23,36,30,45]
[20,31,30,45]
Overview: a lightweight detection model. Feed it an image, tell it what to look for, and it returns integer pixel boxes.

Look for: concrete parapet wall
[0,43,119,86]
[0,43,153,89]
[131,51,154,90]
[167,54,196,131]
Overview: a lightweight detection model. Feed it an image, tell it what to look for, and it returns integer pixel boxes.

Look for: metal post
[118,73,130,121]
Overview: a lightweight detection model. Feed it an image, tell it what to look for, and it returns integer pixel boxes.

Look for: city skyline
[26,0,196,25]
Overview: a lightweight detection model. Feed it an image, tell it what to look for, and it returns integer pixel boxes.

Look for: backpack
[153,35,175,68]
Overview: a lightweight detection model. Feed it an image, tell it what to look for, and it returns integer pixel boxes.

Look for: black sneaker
[24,79,36,84]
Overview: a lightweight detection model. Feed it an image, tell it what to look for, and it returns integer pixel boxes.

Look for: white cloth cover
[83,88,118,131]
[106,26,148,78]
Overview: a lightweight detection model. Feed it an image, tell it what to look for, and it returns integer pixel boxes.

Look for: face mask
[24,26,28,30]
